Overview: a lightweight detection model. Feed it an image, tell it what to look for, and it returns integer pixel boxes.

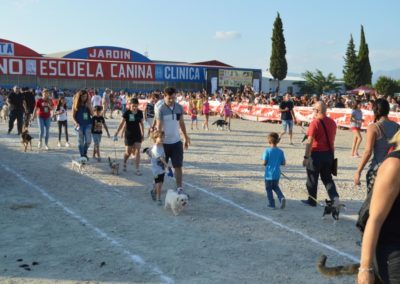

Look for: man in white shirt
[91,91,102,108]
[155,87,190,195]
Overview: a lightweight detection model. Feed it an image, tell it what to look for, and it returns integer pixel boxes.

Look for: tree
[342,34,359,90]
[301,69,341,95]
[357,25,372,85]
[374,76,400,97]
[269,12,287,93]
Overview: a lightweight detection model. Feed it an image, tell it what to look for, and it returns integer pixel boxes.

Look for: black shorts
[154,173,165,184]
[124,136,142,147]
[164,141,183,168]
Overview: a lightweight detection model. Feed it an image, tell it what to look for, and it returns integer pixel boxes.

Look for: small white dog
[165,189,189,216]
[71,157,88,173]
[0,104,9,122]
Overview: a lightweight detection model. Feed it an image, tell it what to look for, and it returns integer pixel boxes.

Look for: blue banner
[155,65,206,82]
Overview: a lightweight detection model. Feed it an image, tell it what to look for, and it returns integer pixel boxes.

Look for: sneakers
[267,204,276,210]
[157,199,162,206]
[37,141,42,149]
[65,142,70,147]
[44,145,49,151]
[135,169,142,176]
[280,198,286,209]
[57,141,61,148]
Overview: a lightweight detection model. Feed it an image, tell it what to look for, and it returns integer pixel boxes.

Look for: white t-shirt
[150,144,166,176]
[57,106,67,121]
[91,95,102,107]
[155,102,183,144]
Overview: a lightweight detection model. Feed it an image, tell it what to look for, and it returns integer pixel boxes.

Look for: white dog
[71,157,88,173]
[165,189,188,216]
[0,104,9,122]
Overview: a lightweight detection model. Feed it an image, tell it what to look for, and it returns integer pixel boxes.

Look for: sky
[2,0,400,78]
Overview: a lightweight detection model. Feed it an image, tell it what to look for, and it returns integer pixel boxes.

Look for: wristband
[358,267,373,273]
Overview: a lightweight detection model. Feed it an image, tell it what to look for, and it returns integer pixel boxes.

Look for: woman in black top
[358,130,400,284]
[114,98,144,175]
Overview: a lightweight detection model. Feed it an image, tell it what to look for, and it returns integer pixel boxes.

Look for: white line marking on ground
[184,181,360,263]
[1,163,174,284]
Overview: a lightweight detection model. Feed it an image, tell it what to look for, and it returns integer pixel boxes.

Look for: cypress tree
[343,34,359,90]
[358,25,372,85]
[269,12,287,92]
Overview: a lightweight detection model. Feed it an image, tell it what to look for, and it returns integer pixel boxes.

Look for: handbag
[319,119,338,176]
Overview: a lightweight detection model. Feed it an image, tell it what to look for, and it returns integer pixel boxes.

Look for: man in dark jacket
[7,86,24,134]
[23,88,36,128]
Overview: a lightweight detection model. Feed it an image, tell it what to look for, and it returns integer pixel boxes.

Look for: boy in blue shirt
[262,132,286,209]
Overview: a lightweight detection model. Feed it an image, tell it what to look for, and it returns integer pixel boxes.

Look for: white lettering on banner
[164,66,200,80]
[0,58,23,74]
[77,62,85,77]
[0,58,8,74]
[40,60,47,75]
[95,64,103,77]
[38,60,102,78]
[111,63,153,79]
[67,61,76,76]
[89,48,131,61]
[0,42,14,56]
[58,61,65,76]
[111,64,117,78]
[49,61,57,75]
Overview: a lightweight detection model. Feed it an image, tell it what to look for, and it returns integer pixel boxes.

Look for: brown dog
[21,129,33,152]
[108,157,120,175]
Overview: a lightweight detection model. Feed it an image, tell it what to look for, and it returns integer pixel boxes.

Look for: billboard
[218,69,253,87]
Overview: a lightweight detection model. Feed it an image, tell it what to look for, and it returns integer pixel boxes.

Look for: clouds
[214,31,241,40]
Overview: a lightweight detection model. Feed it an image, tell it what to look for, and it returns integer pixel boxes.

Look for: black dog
[212,119,228,130]
[322,199,345,221]
[21,130,33,152]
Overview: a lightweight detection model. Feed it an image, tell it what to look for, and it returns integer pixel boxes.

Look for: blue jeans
[265,179,284,207]
[282,120,293,133]
[38,117,51,145]
[77,124,92,157]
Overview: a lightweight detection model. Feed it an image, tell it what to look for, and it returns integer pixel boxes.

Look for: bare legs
[351,129,362,157]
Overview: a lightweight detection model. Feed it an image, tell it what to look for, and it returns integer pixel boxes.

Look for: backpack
[356,150,400,232]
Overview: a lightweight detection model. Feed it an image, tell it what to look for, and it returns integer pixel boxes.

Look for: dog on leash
[21,129,33,152]
[71,157,88,173]
[108,157,120,175]
[165,189,189,216]
[212,119,229,130]
[0,104,9,122]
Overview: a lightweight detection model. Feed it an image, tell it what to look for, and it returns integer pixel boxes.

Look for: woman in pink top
[220,96,232,131]
[202,95,210,130]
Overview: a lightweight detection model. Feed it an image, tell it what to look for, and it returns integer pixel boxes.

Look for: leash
[280,171,327,207]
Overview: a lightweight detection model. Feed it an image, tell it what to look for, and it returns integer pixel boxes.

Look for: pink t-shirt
[202,101,210,114]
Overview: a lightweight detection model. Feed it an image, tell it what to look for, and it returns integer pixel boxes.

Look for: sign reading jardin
[88,48,131,61]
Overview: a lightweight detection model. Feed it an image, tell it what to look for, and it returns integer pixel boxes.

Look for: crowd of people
[1,84,400,283]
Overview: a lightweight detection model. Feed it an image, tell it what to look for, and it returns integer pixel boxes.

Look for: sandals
[135,169,142,176]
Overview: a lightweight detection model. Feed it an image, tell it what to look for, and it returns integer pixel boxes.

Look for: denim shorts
[282,120,293,132]
[92,133,102,145]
